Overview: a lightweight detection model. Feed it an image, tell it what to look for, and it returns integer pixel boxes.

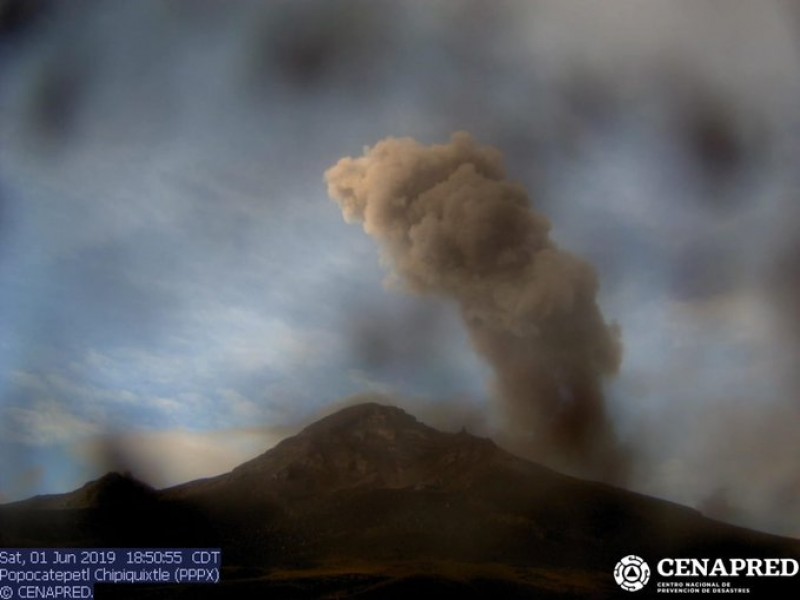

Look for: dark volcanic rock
[166,402,510,501]
[1,403,798,598]
[7,472,157,510]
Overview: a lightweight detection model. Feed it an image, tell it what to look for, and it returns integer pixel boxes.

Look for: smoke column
[325,133,625,481]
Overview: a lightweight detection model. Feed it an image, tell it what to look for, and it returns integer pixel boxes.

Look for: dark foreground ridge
[1,402,798,598]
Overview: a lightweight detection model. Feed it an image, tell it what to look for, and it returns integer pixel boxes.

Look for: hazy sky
[1,1,799,537]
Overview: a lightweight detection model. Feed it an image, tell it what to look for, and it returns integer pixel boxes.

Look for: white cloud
[78,306,340,393]
[217,388,262,421]
[4,401,100,446]
[347,369,396,397]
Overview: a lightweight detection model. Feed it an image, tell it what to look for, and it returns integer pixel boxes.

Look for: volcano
[1,403,798,598]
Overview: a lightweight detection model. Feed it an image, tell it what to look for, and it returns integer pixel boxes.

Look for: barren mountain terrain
[2,403,798,598]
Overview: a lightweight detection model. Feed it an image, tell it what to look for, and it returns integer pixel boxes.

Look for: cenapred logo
[614,555,651,592]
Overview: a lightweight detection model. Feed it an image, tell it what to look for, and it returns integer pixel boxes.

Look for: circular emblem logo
[614,555,651,592]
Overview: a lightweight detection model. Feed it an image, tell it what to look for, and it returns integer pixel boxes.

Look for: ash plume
[325,133,625,481]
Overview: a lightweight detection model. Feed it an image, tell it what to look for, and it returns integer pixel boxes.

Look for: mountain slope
[160,404,798,569]
[165,402,539,500]
[5,471,157,510]
[1,402,798,598]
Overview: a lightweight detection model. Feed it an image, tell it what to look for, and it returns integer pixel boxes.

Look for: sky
[1,0,799,537]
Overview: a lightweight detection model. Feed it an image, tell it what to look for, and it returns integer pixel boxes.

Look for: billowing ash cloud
[326,133,625,481]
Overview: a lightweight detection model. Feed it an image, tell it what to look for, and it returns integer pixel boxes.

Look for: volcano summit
[1,403,798,598]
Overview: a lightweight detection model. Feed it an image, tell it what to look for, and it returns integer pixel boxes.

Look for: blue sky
[1,1,799,537]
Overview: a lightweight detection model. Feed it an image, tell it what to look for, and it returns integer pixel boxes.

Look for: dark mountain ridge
[6,471,157,510]
[1,402,798,598]
[166,402,525,500]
